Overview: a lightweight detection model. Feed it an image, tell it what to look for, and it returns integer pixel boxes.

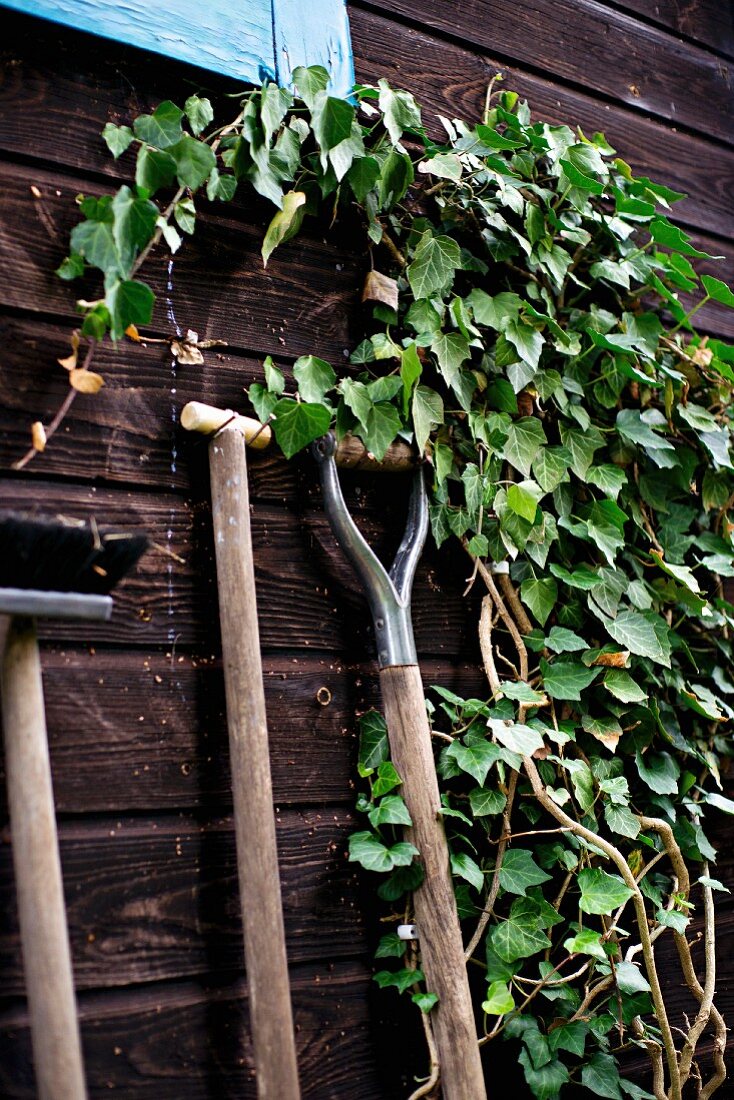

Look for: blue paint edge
[0,0,354,96]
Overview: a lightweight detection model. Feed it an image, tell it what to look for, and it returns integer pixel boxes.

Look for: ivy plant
[23,67,734,1100]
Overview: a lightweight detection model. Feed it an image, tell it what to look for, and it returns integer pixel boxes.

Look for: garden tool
[312,433,487,1100]
[180,401,301,1100]
[0,514,148,1100]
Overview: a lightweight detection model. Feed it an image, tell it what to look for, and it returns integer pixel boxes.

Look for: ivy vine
[21,66,734,1100]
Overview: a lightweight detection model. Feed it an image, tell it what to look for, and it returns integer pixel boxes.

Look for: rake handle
[209,427,300,1100]
[1,616,87,1100]
[380,663,487,1100]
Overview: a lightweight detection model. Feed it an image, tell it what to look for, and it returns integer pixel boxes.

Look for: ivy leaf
[469,787,507,817]
[431,331,470,387]
[545,627,588,653]
[261,191,307,265]
[498,849,551,896]
[492,899,552,961]
[184,95,214,136]
[649,218,721,260]
[311,94,355,152]
[206,168,237,203]
[133,100,184,149]
[578,867,633,915]
[373,967,423,993]
[506,320,544,370]
[348,831,394,873]
[581,1053,624,1100]
[518,1052,570,1100]
[364,402,402,460]
[615,961,651,995]
[587,464,627,499]
[259,83,291,142]
[56,252,85,281]
[559,423,604,478]
[407,233,462,299]
[105,278,154,340]
[541,660,599,701]
[378,79,422,145]
[368,794,412,828]
[616,408,675,456]
[272,399,331,459]
[605,802,641,839]
[507,481,543,523]
[482,981,515,1015]
[70,219,119,275]
[358,710,388,776]
[635,750,679,795]
[450,851,484,892]
[605,609,671,667]
[532,446,570,492]
[292,65,330,109]
[102,123,134,158]
[564,928,608,962]
[698,427,734,470]
[412,991,439,1013]
[701,273,734,308]
[602,669,647,703]
[168,135,217,190]
[412,385,443,454]
[293,355,336,404]
[489,720,544,756]
[135,145,177,193]
[347,156,381,202]
[111,185,158,268]
[375,932,405,959]
[504,418,547,477]
[520,577,557,626]
[499,681,548,705]
[446,738,503,786]
[548,1020,588,1057]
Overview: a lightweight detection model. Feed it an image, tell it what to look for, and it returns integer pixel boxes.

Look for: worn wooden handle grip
[181,401,272,447]
[209,427,301,1100]
[380,663,487,1100]
[1,617,87,1100]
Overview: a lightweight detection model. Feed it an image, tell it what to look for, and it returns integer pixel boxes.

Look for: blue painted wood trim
[0,0,354,96]
[273,0,354,99]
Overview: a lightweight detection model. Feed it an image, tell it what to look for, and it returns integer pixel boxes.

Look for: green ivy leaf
[450,850,485,892]
[602,669,647,703]
[541,660,599,701]
[368,794,412,828]
[70,218,119,275]
[564,928,608,962]
[378,79,422,145]
[635,750,679,795]
[357,710,388,776]
[133,100,184,149]
[581,1052,624,1100]
[135,145,177,194]
[184,95,214,136]
[469,787,507,817]
[446,738,504,786]
[293,355,336,404]
[520,577,557,626]
[206,167,237,202]
[102,122,134,158]
[507,480,543,523]
[482,981,515,1015]
[545,627,588,653]
[518,1051,570,1100]
[168,135,217,190]
[431,330,470,388]
[407,233,462,299]
[105,278,154,340]
[363,402,402,460]
[346,156,381,202]
[412,991,439,1013]
[605,802,640,839]
[504,418,547,477]
[110,185,158,268]
[649,218,721,260]
[272,398,331,459]
[492,898,552,962]
[578,867,633,915]
[311,94,355,152]
[701,273,734,308]
[498,848,552,896]
[292,65,330,109]
[488,720,544,756]
[412,385,443,454]
[605,609,671,667]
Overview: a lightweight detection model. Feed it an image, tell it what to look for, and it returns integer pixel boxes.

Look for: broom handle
[380,663,487,1100]
[209,427,301,1100]
[1,616,87,1100]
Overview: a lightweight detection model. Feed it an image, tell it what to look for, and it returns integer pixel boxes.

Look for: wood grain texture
[0,962,394,1099]
[380,663,486,1100]
[356,0,734,143]
[208,428,300,1100]
[1,618,87,1100]
[0,810,366,993]
[0,649,484,812]
[0,478,483,658]
[602,0,734,58]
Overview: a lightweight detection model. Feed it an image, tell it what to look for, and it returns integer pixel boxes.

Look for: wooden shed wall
[0,2,732,1096]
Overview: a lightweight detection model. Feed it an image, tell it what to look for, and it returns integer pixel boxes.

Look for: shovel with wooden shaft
[180,401,301,1100]
[312,432,487,1100]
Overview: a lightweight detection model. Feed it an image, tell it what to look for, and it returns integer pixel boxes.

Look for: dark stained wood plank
[1,6,732,239]
[0,963,395,1099]
[356,0,734,144]
[0,479,483,658]
[602,0,734,58]
[0,161,363,365]
[0,811,366,993]
[0,649,484,812]
[350,6,734,240]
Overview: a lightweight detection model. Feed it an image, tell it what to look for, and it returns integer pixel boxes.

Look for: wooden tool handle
[380,663,487,1100]
[1,616,87,1100]
[209,427,301,1100]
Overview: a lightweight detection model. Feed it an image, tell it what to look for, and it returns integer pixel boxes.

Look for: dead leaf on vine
[31,421,47,452]
[628,848,644,877]
[532,745,550,760]
[362,270,399,311]
[171,339,204,365]
[58,331,80,371]
[592,649,630,668]
[70,368,105,394]
[126,324,141,342]
[692,341,713,368]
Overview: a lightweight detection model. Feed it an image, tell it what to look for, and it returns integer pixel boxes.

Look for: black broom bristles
[0,513,149,595]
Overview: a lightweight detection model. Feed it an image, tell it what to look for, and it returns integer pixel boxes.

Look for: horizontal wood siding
[0,3,731,1097]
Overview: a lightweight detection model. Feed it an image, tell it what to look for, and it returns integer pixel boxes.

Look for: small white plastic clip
[489,560,510,575]
[398,924,418,941]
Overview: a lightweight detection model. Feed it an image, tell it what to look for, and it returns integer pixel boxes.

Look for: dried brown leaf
[171,339,204,365]
[31,421,47,452]
[125,324,141,342]
[592,650,630,668]
[69,368,105,394]
[57,331,80,371]
[362,270,399,311]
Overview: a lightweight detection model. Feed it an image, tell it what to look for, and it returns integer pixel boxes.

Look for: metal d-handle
[312,433,428,668]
